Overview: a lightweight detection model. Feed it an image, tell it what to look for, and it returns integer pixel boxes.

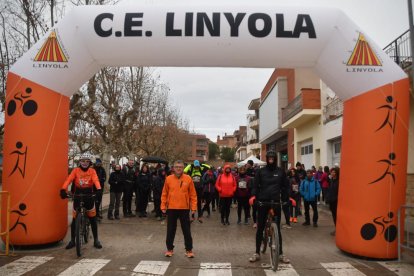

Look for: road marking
[378,262,414,276]
[132,261,170,275]
[198,263,232,276]
[58,259,110,276]
[321,262,366,276]
[147,234,153,240]
[264,264,299,275]
[0,256,53,276]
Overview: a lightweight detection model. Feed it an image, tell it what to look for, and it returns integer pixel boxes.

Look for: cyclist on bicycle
[248,150,290,263]
[60,153,103,249]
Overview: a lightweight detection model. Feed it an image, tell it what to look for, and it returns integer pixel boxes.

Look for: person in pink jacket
[215,165,237,225]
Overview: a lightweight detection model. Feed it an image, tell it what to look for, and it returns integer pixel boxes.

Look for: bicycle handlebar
[67,193,96,199]
[257,201,282,207]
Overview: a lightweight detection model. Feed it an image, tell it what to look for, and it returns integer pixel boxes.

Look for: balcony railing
[248,115,257,122]
[282,89,321,124]
[383,29,412,70]
[323,97,344,124]
[249,118,259,129]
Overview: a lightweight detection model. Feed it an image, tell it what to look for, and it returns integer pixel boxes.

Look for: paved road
[1,196,414,276]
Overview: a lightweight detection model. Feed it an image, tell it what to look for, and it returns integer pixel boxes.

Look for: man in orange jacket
[161,160,197,258]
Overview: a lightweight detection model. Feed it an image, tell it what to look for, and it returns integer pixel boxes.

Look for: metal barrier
[0,191,11,256]
[398,205,414,261]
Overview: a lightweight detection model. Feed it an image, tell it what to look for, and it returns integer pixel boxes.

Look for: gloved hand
[249,196,256,206]
[60,189,68,199]
[96,189,103,197]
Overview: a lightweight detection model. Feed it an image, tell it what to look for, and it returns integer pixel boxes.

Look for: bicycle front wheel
[83,218,90,243]
[75,213,82,257]
[261,223,269,254]
[270,222,280,271]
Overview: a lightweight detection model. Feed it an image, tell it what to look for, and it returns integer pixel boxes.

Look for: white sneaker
[279,254,290,264]
[249,253,260,262]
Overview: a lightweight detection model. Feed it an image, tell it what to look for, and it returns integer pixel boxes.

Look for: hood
[223,165,231,173]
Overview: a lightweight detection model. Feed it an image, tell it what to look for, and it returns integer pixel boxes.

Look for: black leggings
[220,197,232,222]
[256,205,283,255]
[202,192,213,216]
[237,197,249,221]
[330,200,338,225]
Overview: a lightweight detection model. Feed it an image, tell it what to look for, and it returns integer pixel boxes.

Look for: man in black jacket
[249,150,290,264]
[122,159,137,217]
[94,159,107,219]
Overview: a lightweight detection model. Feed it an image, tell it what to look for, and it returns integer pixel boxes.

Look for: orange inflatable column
[1,72,69,245]
[336,78,410,259]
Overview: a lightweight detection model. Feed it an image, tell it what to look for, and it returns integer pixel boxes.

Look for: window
[334,142,341,154]
[301,144,314,155]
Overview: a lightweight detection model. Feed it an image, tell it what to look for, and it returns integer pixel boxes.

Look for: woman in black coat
[136,164,152,217]
[108,165,125,220]
[326,167,339,235]
[153,168,166,220]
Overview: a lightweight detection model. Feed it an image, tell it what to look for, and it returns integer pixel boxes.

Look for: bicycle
[67,193,94,257]
[257,200,280,271]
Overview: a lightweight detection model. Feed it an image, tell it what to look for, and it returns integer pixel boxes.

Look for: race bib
[292,183,299,192]
[238,180,247,189]
[192,176,201,183]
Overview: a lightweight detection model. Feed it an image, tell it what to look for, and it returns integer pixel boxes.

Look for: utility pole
[408,0,414,92]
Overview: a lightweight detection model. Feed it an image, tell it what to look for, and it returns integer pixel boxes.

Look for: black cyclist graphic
[7,87,38,117]
[369,153,396,185]
[360,212,397,243]
[9,141,28,178]
[375,96,397,133]
[10,203,28,234]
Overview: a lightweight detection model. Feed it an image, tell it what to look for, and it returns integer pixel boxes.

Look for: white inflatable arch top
[11,0,406,100]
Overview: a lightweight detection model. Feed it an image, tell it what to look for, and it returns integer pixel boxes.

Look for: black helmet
[266,150,276,158]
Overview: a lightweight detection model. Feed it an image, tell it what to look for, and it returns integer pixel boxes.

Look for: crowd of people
[60,152,340,259]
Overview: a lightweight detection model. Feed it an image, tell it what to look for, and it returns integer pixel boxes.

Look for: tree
[220,147,236,162]
[69,67,189,166]
[208,142,219,160]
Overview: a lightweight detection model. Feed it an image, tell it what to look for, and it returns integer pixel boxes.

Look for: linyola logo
[33,30,69,68]
[346,33,383,73]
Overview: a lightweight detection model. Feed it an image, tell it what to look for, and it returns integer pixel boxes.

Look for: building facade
[246,98,261,158]
[186,133,209,162]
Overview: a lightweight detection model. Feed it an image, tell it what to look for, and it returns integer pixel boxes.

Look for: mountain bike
[258,201,280,271]
[68,193,94,257]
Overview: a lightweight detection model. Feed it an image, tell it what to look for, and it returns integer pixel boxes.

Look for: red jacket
[215,165,236,198]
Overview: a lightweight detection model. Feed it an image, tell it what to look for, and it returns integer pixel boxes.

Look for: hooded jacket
[202,170,216,194]
[215,165,237,198]
[251,163,289,203]
[300,176,321,202]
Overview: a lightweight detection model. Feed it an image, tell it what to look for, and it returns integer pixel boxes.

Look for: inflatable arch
[2,1,410,259]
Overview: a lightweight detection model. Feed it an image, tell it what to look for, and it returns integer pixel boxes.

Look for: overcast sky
[121,0,410,141]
